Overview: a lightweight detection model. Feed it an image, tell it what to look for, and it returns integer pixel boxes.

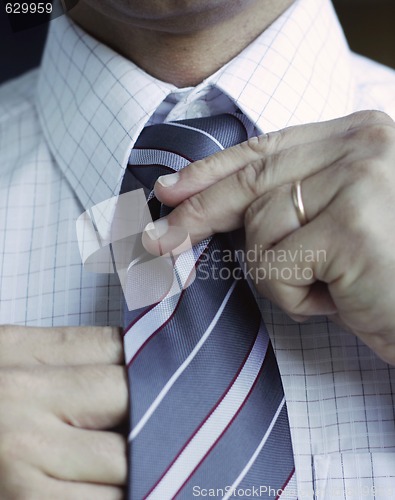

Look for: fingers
[245,213,338,317]
[1,424,127,486]
[0,364,129,497]
[144,134,353,253]
[243,165,350,317]
[146,111,394,255]
[143,111,393,255]
[33,426,127,485]
[244,159,349,250]
[43,480,125,500]
[0,325,124,367]
[0,330,129,498]
[0,365,129,429]
[154,110,391,207]
[44,480,125,500]
[154,130,343,209]
[50,365,129,429]
[0,463,125,500]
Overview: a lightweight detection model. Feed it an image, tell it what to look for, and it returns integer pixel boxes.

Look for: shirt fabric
[1,0,395,498]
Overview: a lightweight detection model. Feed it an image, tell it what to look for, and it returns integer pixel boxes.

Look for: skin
[0,1,298,497]
[146,110,395,366]
[3,2,395,498]
[68,0,295,86]
[0,326,127,500]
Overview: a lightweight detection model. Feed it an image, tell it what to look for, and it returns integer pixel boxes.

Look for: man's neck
[69,0,294,88]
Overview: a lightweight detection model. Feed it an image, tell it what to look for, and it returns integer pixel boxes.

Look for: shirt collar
[36,0,355,213]
[212,0,355,132]
[36,17,176,212]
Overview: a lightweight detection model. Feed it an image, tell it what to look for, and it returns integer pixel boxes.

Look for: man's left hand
[145,110,395,365]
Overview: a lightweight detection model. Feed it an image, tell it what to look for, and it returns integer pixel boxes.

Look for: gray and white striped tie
[122,114,296,499]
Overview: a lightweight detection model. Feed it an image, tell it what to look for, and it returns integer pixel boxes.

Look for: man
[1,0,395,498]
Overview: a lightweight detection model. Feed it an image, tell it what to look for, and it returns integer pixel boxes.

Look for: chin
[78,0,254,31]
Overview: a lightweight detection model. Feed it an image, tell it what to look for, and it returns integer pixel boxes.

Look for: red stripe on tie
[144,324,267,499]
[124,242,213,366]
[276,467,295,499]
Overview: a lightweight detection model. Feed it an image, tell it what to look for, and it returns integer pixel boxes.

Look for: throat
[121,28,253,88]
[69,0,294,88]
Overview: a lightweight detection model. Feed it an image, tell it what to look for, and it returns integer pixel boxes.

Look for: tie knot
[126,113,254,191]
[135,112,253,159]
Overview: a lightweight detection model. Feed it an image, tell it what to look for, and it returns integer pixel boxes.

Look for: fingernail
[157,172,180,187]
[144,219,169,240]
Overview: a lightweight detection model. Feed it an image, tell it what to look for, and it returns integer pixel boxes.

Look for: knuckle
[98,327,123,363]
[196,155,222,181]
[244,198,261,230]
[281,293,312,317]
[347,157,391,193]
[238,138,285,201]
[354,110,394,126]
[91,432,127,469]
[243,134,267,154]
[257,153,277,186]
[236,162,262,198]
[81,363,121,388]
[53,327,69,345]
[378,123,395,146]
[368,110,394,125]
[264,130,283,150]
[182,193,208,224]
[244,187,277,231]
[244,131,282,156]
[337,189,373,242]
[347,158,374,183]
[271,288,299,317]
[365,123,395,148]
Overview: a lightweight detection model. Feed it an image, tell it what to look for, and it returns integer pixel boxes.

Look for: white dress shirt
[1,0,395,498]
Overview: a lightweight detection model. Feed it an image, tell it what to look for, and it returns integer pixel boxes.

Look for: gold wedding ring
[291,180,307,226]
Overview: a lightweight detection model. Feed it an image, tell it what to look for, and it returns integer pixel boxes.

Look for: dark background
[0,0,395,85]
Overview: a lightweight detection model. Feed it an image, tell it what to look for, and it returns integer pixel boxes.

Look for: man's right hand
[0,325,128,500]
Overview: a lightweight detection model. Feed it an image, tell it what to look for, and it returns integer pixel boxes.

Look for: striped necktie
[122,113,296,499]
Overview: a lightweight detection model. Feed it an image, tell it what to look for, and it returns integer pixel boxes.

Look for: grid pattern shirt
[1,0,395,498]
